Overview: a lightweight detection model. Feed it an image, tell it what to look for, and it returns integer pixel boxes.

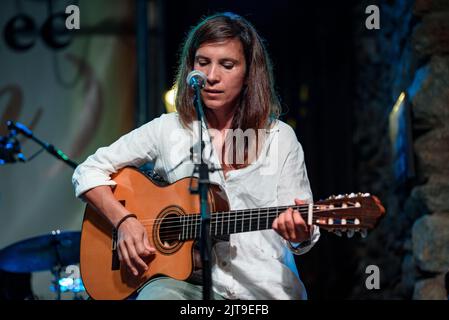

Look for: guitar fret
[266,209,269,230]
[194,215,198,239]
[186,215,189,240]
[249,209,252,232]
[189,215,191,239]
[241,211,244,233]
[191,215,194,239]
[214,214,218,236]
[188,215,191,240]
[208,217,211,236]
[221,212,224,235]
[234,212,237,234]
[257,209,260,231]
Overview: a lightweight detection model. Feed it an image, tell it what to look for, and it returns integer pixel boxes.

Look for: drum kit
[0,230,86,300]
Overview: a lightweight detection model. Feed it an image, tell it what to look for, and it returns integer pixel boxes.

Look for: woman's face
[194,38,247,114]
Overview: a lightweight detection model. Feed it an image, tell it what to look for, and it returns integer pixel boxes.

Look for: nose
[206,64,220,85]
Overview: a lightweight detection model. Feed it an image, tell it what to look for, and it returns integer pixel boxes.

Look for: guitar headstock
[314,193,385,238]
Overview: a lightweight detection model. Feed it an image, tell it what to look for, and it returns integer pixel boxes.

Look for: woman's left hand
[272,198,313,243]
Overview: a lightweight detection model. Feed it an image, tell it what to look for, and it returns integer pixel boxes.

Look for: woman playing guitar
[73,12,320,300]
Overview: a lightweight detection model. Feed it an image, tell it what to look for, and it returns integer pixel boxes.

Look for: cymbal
[0,231,80,273]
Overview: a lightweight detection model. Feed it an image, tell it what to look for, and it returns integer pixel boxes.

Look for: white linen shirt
[72,112,320,300]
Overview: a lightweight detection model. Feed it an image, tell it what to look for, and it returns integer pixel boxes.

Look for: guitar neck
[177,204,315,241]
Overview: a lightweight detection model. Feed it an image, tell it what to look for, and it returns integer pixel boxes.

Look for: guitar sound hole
[158,213,181,248]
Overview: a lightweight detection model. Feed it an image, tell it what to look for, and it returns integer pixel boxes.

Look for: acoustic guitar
[80,167,385,300]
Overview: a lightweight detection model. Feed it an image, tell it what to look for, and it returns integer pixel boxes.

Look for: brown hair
[174,12,281,168]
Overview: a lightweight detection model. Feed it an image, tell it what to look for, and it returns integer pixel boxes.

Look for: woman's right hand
[81,186,157,276]
[116,217,156,276]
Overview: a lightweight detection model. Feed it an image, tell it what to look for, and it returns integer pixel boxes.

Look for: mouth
[204,89,224,94]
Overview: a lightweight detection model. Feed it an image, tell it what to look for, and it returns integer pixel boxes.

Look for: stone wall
[352,0,449,299]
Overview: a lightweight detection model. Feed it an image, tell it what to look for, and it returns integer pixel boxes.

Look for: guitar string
[157,220,324,242]
[156,217,362,242]
[155,209,312,240]
[139,206,308,222]
[145,208,312,231]
[137,203,356,224]
[153,206,357,238]
[141,205,354,229]
[155,215,358,238]
[157,218,361,241]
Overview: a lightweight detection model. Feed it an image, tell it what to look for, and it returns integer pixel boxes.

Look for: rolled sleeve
[287,226,321,255]
[72,116,162,198]
[72,166,117,198]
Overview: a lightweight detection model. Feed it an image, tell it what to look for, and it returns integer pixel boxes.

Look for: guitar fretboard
[172,204,316,241]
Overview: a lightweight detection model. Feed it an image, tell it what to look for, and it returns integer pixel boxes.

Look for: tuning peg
[348,193,356,198]
[363,193,370,197]
[347,229,355,238]
[335,194,344,199]
[360,229,367,238]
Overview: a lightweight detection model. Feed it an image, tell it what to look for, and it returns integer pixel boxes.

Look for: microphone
[7,120,33,138]
[186,70,207,89]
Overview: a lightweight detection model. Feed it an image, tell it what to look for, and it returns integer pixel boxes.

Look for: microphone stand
[5,121,78,169]
[189,82,214,300]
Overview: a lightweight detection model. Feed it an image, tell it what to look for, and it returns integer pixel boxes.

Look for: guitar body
[80,167,229,300]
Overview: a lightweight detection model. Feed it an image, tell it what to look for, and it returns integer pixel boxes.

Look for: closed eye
[222,63,234,69]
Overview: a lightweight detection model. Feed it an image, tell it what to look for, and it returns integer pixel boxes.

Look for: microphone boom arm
[3,121,78,169]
